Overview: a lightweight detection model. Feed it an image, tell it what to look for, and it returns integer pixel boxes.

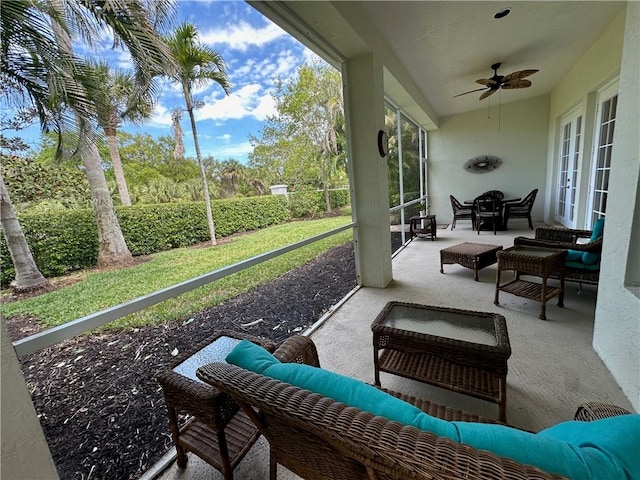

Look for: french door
[588,82,618,228]
[556,108,582,227]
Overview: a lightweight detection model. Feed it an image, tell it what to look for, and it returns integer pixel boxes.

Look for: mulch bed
[6,239,391,480]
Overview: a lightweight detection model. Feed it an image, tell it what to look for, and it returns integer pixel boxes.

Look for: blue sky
[10,0,319,164]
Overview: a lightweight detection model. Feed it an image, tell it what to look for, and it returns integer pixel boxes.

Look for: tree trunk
[184,85,216,245]
[0,173,49,292]
[104,127,132,206]
[78,118,134,268]
[321,155,331,213]
[51,8,133,269]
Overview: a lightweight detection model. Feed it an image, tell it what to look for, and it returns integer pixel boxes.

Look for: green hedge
[1,195,290,286]
[289,188,350,217]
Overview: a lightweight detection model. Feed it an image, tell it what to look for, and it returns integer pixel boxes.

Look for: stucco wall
[427,95,550,225]
[542,3,638,411]
[592,2,640,412]
[544,7,626,225]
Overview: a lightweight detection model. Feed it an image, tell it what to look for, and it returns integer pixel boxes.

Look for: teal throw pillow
[590,218,605,241]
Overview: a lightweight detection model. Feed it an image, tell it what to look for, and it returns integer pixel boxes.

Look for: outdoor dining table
[464,197,521,231]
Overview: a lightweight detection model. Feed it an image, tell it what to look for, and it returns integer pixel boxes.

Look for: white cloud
[195,83,276,121]
[200,20,286,51]
[218,134,232,141]
[149,103,173,126]
[210,141,254,159]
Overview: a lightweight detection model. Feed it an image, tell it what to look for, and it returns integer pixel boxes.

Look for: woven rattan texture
[156,330,275,476]
[574,401,631,421]
[440,242,503,280]
[513,227,601,285]
[198,336,569,480]
[497,247,566,278]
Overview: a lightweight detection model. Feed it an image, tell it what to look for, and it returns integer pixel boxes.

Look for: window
[589,82,618,227]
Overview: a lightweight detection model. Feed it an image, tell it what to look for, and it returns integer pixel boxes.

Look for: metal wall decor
[464,155,502,173]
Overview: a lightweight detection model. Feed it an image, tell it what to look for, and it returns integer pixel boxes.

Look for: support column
[343,53,393,288]
[1,322,58,478]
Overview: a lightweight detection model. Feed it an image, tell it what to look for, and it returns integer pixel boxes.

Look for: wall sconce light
[378,130,389,157]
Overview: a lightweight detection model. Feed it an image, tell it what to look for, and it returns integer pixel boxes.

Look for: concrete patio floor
[148,222,633,480]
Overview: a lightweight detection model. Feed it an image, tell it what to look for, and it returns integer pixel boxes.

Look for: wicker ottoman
[440,242,503,281]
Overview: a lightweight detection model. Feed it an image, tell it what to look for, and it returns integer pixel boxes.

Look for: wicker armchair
[197,335,628,480]
[513,223,602,286]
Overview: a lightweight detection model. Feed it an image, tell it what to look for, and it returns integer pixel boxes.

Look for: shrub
[1,196,290,287]
[289,188,350,218]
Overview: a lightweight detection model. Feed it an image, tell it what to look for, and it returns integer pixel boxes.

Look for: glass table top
[173,335,241,383]
[380,304,498,346]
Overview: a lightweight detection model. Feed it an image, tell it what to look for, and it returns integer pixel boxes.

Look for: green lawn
[1,216,353,330]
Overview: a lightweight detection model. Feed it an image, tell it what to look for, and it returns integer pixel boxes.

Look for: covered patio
[2,1,638,478]
[149,224,632,480]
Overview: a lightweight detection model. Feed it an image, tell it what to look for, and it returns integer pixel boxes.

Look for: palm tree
[90,61,155,206]
[2,0,176,269]
[164,22,231,245]
[0,155,49,291]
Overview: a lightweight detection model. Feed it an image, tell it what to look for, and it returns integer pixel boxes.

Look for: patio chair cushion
[226,339,458,439]
[566,218,605,267]
[227,340,639,480]
[453,415,640,480]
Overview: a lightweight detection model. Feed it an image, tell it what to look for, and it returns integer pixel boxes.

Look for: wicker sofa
[197,335,631,480]
[513,222,603,287]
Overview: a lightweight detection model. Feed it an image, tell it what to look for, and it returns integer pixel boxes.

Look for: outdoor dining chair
[474,194,503,234]
[504,188,538,229]
[449,194,475,230]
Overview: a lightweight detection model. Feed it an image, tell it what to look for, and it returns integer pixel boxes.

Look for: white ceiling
[256,1,625,121]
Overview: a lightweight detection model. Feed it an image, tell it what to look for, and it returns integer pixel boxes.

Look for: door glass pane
[570,116,581,219]
[591,92,617,223]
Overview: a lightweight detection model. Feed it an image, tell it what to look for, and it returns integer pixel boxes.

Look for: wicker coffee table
[440,242,503,281]
[157,330,275,479]
[495,246,567,320]
[372,301,511,421]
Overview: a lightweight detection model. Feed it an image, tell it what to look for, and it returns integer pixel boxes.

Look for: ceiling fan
[454,63,539,100]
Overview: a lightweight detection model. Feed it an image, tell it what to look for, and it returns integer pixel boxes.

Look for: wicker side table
[156,330,275,479]
[409,214,437,241]
[495,246,567,320]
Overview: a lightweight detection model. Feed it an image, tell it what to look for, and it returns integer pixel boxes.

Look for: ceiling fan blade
[503,69,539,82]
[502,79,532,90]
[453,87,488,98]
[479,89,497,100]
[476,78,498,86]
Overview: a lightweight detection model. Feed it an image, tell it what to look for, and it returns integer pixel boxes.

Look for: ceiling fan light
[494,8,511,19]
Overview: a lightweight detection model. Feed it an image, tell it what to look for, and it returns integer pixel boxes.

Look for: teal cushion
[566,261,600,271]
[539,415,640,480]
[227,340,640,480]
[582,251,600,265]
[566,249,584,262]
[454,416,640,480]
[590,218,605,241]
[226,340,459,440]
